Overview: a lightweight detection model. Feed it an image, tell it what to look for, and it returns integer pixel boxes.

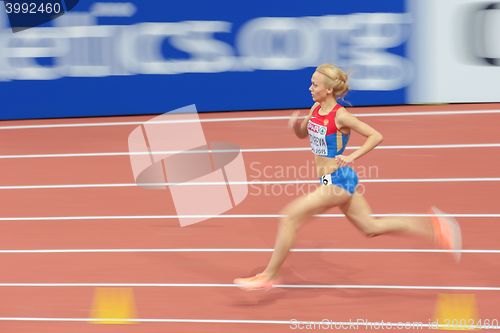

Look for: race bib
[307,121,328,156]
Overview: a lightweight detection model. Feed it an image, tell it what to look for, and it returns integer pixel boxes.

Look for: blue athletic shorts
[320,166,359,195]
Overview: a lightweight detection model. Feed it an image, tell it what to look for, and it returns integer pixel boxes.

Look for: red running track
[0,103,499,332]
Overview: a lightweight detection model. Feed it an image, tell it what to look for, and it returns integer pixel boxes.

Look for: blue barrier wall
[0,0,410,120]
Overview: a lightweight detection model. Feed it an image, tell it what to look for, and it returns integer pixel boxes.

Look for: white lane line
[0,147,306,159]
[0,248,498,254]
[363,177,500,183]
[0,177,498,190]
[1,109,499,130]
[1,143,500,160]
[0,213,497,221]
[0,317,497,329]
[0,282,498,291]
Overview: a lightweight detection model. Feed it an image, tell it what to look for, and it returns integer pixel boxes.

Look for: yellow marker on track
[90,288,136,324]
[434,293,478,330]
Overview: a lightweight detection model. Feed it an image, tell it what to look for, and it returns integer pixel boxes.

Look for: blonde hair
[315,64,349,99]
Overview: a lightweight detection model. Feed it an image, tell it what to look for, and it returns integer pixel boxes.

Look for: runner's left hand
[335,155,354,167]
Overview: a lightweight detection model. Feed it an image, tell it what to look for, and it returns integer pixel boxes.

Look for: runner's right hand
[288,111,302,130]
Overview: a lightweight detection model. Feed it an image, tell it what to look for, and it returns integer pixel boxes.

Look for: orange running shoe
[233,273,279,292]
[430,206,462,262]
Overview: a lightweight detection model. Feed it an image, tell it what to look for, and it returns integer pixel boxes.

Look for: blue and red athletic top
[307,103,349,158]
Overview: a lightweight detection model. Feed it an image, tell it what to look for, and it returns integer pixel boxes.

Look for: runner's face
[309,71,331,103]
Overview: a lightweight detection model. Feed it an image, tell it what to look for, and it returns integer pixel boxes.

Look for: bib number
[308,121,328,156]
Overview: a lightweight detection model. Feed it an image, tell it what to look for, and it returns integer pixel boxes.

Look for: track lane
[0,182,496,216]
[0,251,498,287]
[0,110,500,155]
[0,147,499,185]
[0,217,498,253]
[0,287,498,333]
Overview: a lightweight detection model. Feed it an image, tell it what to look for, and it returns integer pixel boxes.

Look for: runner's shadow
[229,252,434,307]
[230,252,360,306]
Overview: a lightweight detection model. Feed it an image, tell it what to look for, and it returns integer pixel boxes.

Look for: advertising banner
[0,0,410,119]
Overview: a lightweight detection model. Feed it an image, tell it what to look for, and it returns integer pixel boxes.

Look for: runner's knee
[280,208,306,229]
[358,218,383,237]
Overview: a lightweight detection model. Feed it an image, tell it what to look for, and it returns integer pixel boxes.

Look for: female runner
[234,64,462,291]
